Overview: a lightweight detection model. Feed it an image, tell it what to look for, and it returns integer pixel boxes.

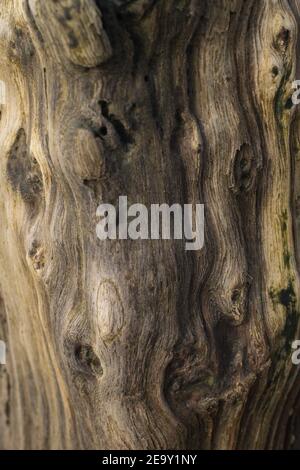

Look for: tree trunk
[0,0,300,450]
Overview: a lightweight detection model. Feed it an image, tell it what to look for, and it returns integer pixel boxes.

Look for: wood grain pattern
[0,0,300,449]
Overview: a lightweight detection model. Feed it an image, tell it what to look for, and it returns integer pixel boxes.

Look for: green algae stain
[280,210,291,269]
[283,250,291,268]
[269,280,298,354]
[278,281,296,308]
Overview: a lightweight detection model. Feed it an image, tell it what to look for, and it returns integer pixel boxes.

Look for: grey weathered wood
[0,0,300,450]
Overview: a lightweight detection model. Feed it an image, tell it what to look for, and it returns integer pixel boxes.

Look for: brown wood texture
[0,0,300,450]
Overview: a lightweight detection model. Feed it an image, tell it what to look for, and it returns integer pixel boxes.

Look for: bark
[0,0,300,450]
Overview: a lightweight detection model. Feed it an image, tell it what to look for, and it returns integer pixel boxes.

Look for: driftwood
[0,0,300,450]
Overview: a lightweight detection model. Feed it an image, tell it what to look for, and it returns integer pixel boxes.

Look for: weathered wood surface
[0,0,300,449]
